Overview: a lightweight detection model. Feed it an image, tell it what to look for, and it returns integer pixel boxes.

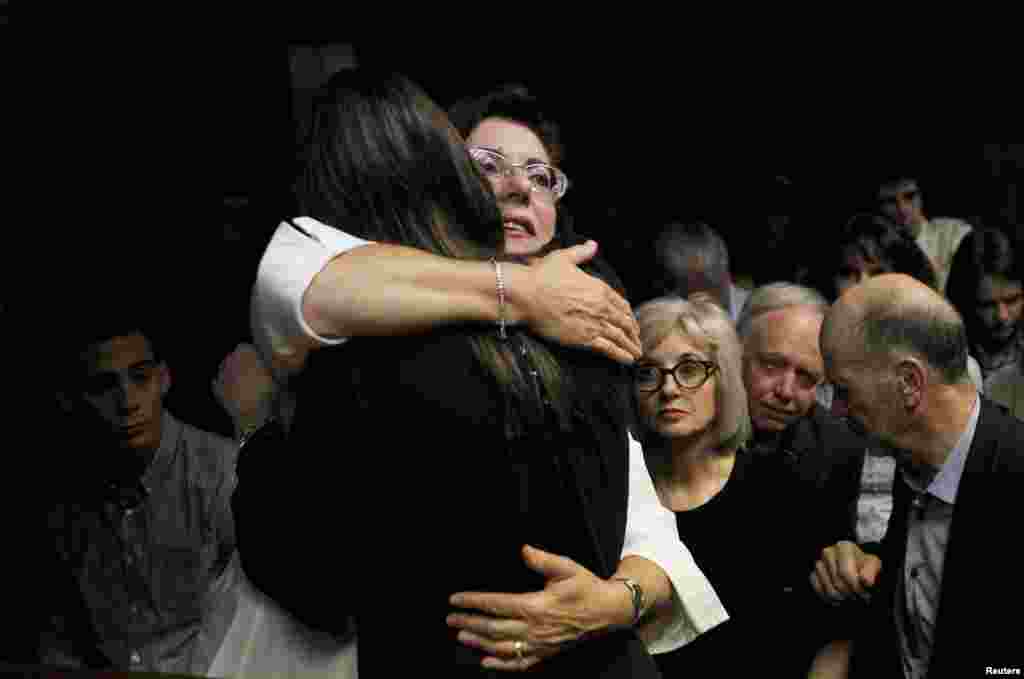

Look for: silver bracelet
[612,577,646,627]
[490,258,508,340]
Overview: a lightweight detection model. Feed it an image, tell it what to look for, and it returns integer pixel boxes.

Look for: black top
[236,328,659,678]
[673,452,760,617]
[655,444,855,678]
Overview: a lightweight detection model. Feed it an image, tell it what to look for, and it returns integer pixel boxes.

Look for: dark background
[202,39,1021,263]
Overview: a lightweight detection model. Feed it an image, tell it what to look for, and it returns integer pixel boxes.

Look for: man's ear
[158,363,172,397]
[896,358,926,409]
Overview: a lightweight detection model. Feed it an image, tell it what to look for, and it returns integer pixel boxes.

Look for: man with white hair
[735,282,868,674]
[737,284,866,517]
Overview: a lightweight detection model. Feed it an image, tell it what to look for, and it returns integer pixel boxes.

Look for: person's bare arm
[301,240,641,363]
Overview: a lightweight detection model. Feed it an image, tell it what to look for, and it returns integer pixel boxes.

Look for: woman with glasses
[440,84,727,666]
[450,86,568,259]
[230,68,723,677]
[251,87,639,386]
[632,295,819,676]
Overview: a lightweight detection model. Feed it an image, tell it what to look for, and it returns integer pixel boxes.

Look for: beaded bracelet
[491,258,508,340]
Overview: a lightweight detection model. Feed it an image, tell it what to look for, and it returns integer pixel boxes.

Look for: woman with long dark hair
[237,69,664,677]
[946,227,1024,379]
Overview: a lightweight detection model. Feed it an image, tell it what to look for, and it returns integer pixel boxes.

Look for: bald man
[812,274,1024,679]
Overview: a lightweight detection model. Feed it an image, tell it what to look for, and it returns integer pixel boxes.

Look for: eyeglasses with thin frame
[634,358,719,393]
[468,146,570,201]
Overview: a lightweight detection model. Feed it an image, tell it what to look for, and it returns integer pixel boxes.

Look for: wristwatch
[612,577,647,626]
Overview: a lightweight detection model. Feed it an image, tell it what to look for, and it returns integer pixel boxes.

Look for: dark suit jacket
[752,403,867,575]
[851,397,1024,678]
[788,403,866,546]
[740,404,868,674]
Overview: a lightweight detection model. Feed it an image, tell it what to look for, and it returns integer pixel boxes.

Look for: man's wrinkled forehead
[748,307,825,365]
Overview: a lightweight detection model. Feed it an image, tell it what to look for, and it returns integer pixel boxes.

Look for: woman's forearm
[302,243,524,339]
[301,241,640,362]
